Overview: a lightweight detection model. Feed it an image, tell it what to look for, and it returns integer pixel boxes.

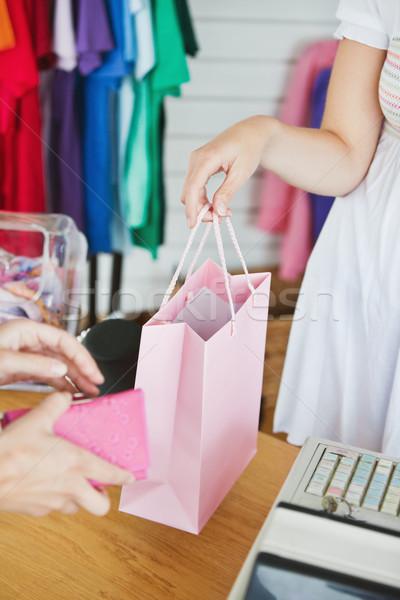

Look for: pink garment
[257,39,339,280]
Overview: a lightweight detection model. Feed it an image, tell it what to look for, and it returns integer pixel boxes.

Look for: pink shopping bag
[120,207,270,533]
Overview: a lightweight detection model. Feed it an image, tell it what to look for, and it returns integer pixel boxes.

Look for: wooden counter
[0,391,299,600]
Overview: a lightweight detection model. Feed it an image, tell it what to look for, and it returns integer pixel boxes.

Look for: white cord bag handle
[161,204,256,337]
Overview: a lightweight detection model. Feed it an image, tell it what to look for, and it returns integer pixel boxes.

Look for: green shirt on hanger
[131,0,190,258]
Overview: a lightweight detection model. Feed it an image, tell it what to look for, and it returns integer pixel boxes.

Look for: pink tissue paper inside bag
[2,388,150,484]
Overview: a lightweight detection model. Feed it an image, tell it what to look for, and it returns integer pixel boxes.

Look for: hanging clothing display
[309,67,335,243]
[76,0,116,76]
[0,0,53,215]
[47,0,79,222]
[122,77,151,231]
[52,0,76,71]
[49,69,85,230]
[0,0,15,52]
[111,0,155,254]
[48,0,115,235]
[131,0,191,258]
[173,0,199,57]
[131,0,155,81]
[0,0,198,260]
[257,39,338,281]
[117,0,155,244]
[80,0,130,255]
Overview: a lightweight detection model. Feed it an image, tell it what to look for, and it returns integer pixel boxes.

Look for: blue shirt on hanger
[82,0,136,254]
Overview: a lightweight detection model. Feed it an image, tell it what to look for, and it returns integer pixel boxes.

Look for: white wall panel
[180,60,289,101]
[191,0,338,22]
[194,21,337,62]
[165,98,278,137]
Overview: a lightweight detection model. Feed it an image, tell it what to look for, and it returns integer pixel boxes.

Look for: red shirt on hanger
[0,0,53,214]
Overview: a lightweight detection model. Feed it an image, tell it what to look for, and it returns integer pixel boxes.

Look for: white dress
[273,0,400,456]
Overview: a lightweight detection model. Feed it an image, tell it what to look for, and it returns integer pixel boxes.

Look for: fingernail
[187,219,192,228]
[127,474,136,484]
[92,371,105,384]
[215,201,227,216]
[51,361,68,376]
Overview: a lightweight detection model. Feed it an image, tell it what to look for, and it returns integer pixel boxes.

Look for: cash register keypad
[305,445,400,515]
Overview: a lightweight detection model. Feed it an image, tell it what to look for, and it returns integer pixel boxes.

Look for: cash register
[228,436,400,599]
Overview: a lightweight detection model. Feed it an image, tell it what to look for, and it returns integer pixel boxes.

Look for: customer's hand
[0,392,134,517]
[0,319,104,396]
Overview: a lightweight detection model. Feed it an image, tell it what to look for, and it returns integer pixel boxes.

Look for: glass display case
[0,211,87,335]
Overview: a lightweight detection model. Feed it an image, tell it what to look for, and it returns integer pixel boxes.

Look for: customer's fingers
[59,501,79,515]
[36,325,104,383]
[80,449,135,488]
[58,365,100,397]
[73,480,111,516]
[0,349,70,387]
[27,391,72,432]
[4,320,104,387]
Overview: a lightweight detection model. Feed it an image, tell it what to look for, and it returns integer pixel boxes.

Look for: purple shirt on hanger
[49,0,115,236]
[75,0,115,75]
[309,67,335,243]
[49,70,85,232]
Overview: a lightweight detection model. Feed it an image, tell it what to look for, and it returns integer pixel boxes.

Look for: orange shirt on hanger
[0,0,15,52]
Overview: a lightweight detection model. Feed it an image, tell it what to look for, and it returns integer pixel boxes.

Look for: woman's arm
[182,39,387,227]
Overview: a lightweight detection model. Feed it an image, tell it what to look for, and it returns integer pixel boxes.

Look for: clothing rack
[0,0,199,330]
